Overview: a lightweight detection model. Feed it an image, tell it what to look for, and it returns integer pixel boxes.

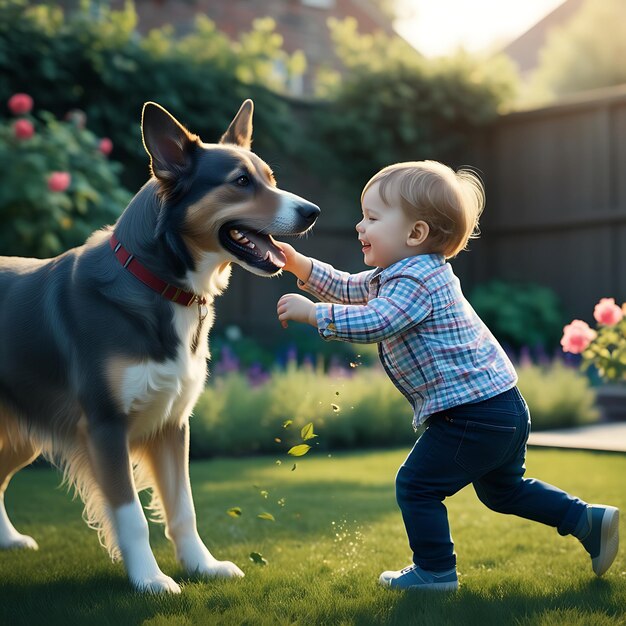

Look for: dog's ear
[141,102,198,182]
[219,99,253,149]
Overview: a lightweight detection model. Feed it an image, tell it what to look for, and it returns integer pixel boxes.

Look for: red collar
[109,234,206,307]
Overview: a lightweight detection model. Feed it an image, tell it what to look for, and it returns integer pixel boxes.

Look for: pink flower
[13,119,34,140]
[561,320,597,354]
[47,172,71,193]
[99,137,113,156]
[593,297,623,326]
[8,93,33,115]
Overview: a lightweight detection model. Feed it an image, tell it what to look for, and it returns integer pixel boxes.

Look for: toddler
[276,160,619,591]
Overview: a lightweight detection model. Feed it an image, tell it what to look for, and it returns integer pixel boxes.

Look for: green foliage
[313,20,518,191]
[190,358,598,457]
[189,364,412,458]
[517,360,598,430]
[469,280,565,354]
[529,0,626,101]
[0,104,130,257]
[0,0,300,191]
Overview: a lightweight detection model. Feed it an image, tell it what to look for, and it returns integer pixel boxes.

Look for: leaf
[282,419,293,428]
[331,403,340,413]
[257,512,275,521]
[300,423,318,441]
[288,444,311,457]
[291,463,297,471]
[249,552,268,566]
[275,459,282,465]
[227,507,242,517]
[274,437,282,443]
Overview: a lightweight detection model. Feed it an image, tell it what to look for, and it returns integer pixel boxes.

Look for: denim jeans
[396,386,588,572]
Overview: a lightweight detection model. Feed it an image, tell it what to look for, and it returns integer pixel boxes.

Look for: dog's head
[141,100,320,277]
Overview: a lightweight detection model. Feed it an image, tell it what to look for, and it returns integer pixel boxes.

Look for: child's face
[356,183,421,268]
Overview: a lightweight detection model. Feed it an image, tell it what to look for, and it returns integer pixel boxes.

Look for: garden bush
[469,280,566,357]
[517,360,598,430]
[189,362,412,458]
[189,358,598,457]
[0,93,130,257]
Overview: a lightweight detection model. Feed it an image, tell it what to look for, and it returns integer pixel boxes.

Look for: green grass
[1,449,625,626]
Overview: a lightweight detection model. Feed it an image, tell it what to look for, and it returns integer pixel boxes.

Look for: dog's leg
[0,438,41,550]
[86,418,181,593]
[144,420,244,579]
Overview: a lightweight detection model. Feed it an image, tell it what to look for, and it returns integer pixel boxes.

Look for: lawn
[0,448,624,626]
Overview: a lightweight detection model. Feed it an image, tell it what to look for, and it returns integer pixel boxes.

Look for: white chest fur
[119,304,214,442]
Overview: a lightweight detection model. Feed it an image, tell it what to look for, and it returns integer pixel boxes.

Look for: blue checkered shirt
[298,254,518,428]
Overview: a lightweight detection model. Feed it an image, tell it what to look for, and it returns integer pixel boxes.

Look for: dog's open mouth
[218,223,287,273]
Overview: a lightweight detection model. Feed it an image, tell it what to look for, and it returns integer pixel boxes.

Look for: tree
[530,0,626,100]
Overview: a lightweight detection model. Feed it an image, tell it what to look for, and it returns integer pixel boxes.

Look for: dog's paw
[132,572,181,594]
[0,533,39,551]
[192,559,245,579]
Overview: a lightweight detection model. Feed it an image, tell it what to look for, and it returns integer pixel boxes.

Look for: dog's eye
[235,175,250,187]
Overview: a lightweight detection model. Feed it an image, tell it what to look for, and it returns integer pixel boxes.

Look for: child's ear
[407,221,430,247]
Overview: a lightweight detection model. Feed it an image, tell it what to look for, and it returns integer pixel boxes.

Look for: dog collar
[109,233,207,307]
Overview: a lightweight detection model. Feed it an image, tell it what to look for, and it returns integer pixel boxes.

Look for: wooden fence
[214,86,626,340]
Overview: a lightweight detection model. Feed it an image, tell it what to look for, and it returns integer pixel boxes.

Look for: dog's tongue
[244,231,286,268]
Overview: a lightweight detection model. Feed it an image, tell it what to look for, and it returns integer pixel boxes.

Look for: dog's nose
[298,201,321,223]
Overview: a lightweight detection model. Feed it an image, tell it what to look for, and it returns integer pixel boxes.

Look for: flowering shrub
[561,298,626,382]
[0,93,131,258]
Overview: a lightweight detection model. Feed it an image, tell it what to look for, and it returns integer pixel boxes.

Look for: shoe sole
[592,505,619,577]
[379,574,459,592]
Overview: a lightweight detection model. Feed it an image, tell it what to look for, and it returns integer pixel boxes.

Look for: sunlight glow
[395,0,566,57]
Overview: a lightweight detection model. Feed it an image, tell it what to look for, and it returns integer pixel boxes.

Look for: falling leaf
[274,437,282,443]
[275,459,282,465]
[288,444,311,457]
[227,507,242,517]
[257,512,275,521]
[335,391,340,396]
[260,490,269,499]
[283,419,293,428]
[300,423,318,441]
[249,552,268,566]
[331,403,340,413]
[291,463,297,471]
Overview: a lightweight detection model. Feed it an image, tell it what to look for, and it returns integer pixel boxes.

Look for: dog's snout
[298,202,321,223]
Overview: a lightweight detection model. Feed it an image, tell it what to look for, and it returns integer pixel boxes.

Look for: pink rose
[99,137,113,156]
[593,298,623,326]
[8,93,33,115]
[47,172,71,193]
[561,319,597,354]
[13,119,34,140]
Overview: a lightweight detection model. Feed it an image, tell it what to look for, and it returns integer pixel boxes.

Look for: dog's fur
[0,101,319,593]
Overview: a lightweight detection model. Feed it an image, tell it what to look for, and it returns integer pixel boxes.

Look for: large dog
[0,100,319,593]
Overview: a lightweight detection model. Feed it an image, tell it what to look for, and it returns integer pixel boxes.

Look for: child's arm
[276,241,372,305]
[278,277,432,342]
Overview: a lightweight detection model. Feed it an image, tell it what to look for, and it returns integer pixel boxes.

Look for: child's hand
[273,241,312,282]
[277,293,317,329]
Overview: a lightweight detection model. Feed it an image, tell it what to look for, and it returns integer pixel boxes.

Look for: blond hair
[361,161,485,258]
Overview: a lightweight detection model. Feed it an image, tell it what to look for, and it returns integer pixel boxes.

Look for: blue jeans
[396,387,588,572]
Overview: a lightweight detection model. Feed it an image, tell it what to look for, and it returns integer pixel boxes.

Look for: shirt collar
[371,254,446,282]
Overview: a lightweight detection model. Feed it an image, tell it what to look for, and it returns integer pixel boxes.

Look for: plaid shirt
[298,254,518,428]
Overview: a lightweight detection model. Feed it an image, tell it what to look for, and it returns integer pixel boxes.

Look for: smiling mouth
[218,223,287,273]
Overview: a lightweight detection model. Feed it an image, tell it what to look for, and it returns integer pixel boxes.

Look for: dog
[0,100,319,593]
